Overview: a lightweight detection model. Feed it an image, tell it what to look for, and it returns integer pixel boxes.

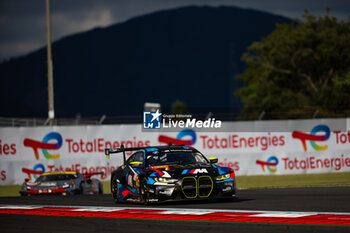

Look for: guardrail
[1,110,348,127]
[0,115,142,127]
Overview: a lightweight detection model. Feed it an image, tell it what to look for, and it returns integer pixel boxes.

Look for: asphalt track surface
[1,186,350,233]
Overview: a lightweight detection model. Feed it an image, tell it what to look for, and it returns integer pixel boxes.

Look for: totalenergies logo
[292,125,330,151]
[22,163,45,180]
[24,132,63,160]
[158,129,196,145]
[256,156,279,172]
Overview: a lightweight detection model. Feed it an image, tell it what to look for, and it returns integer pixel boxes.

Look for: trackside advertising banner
[0,118,350,185]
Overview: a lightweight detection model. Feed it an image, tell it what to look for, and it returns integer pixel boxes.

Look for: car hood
[26,180,70,188]
[146,164,224,178]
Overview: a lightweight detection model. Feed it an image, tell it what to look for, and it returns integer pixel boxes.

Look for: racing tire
[99,182,103,195]
[79,182,84,195]
[111,176,120,203]
[140,178,150,205]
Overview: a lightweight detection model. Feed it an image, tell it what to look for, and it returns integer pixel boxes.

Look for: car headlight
[216,173,231,181]
[62,182,70,189]
[155,177,178,183]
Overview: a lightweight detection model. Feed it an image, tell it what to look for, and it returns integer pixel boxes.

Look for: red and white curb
[0,205,350,226]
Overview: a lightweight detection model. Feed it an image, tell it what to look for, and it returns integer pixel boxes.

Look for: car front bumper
[146,179,236,203]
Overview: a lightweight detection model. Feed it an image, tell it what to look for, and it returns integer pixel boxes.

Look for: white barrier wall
[0,118,350,185]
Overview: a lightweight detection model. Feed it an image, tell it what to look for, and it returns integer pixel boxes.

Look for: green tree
[236,9,350,119]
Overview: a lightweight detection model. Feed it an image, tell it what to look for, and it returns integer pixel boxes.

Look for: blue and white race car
[105,144,236,204]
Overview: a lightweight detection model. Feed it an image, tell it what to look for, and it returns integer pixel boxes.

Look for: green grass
[1,172,349,197]
[0,185,21,197]
[102,181,111,194]
[236,172,350,189]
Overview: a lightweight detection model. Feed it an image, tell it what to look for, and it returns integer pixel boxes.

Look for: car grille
[198,176,213,197]
[181,176,213,198]
[181,177,197,198]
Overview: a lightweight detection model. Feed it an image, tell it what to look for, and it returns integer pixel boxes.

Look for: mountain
[0,6,292,118]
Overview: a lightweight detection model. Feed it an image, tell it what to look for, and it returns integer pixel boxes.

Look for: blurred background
[0,0,350,195]
[0,0,349,125]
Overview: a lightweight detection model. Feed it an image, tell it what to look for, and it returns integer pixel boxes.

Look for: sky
[0,0,349,62]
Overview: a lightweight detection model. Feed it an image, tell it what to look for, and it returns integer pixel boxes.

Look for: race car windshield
[147,152,209,166]
[36,174,77,182]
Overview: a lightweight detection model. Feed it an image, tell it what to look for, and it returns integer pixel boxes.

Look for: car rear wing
[104,143,186,164]
[105,145,149,164]
[83,172,104,179]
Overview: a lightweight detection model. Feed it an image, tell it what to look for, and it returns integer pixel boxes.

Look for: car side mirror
[130,161,144,168]
[209,157,218,164]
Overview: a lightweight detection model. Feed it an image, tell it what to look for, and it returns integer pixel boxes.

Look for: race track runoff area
[0,187,349,233]
[0,205,350,227]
